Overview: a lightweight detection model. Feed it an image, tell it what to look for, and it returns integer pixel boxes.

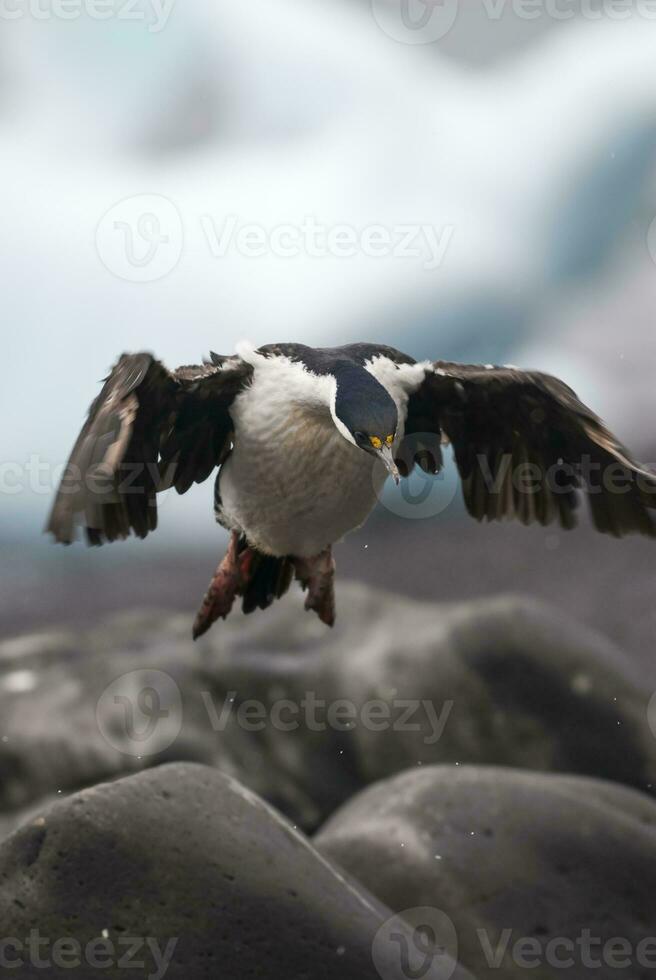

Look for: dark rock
[315,765,656,979]
[200,585,656,818]
[0,615,223,813]
[0,797,58,842]
[0,762,474,980]
[2,585,655,834]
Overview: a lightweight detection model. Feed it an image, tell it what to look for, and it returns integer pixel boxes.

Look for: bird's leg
[292,547,336,627]
[193,531,253,639]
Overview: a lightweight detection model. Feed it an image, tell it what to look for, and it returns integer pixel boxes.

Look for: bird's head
[330,367,400,483]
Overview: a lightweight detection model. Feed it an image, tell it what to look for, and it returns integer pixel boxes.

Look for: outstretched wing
[47,351,252,545]
[402,362,656,537]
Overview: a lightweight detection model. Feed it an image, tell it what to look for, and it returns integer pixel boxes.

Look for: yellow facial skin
[369,434,395,450]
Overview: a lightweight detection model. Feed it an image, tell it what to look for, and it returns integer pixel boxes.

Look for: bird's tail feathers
[237,539,294,614]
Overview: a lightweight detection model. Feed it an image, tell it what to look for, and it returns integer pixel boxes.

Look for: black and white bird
[48,341,656,637]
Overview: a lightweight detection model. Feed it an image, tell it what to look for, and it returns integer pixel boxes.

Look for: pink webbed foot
[193,531,253,639]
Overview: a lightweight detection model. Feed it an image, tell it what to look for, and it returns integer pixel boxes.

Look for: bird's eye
[369,436,382,450]
[386,434,394,446]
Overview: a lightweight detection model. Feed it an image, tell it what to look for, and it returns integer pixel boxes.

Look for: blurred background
[3,0,656,676]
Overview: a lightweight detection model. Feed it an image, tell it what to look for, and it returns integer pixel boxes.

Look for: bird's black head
[331,365,400,482]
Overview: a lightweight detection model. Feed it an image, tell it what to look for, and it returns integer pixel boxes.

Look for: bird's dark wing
[401,362,656,537]
[47,351,252,545]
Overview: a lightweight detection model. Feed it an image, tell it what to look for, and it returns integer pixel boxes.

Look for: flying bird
[48,342,656,637]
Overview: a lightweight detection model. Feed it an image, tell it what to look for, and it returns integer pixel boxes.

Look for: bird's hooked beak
[378,443,400,485]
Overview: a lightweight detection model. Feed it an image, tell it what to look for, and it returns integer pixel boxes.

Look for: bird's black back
[256,342,416,374]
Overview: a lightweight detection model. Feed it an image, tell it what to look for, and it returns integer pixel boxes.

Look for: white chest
[215,349,427,556]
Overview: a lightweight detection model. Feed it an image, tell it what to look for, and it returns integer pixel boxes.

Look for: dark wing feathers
[47,352,252,546]
[159,361,247,495]
[49,346,656,549]
[404,362,656,538]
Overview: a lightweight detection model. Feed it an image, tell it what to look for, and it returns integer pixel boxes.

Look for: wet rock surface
[1,581,656,979]
[315,765,656,979]
[1,583,655,833]
[0,762,474,980]
[0,584,656,832]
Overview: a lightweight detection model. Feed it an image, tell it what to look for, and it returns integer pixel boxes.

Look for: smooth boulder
[2,584,655,832]
[315,765,656,979]
[0,762,475,980]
